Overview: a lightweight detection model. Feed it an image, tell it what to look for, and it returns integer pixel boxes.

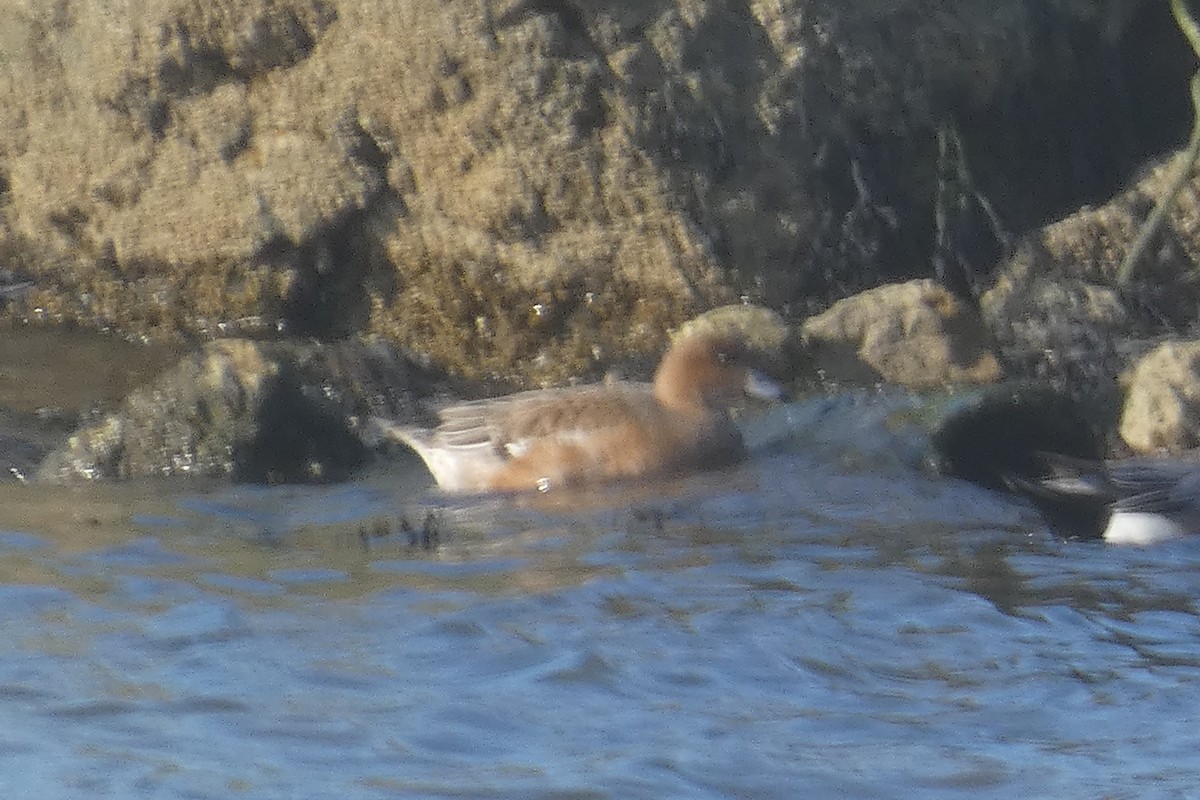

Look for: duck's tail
[364,417,425,451]
[367,417,502,493]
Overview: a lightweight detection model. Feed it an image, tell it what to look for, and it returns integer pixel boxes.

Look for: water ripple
[0,439,1198,797]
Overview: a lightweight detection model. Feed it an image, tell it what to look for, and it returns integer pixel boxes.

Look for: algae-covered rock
[674,304,791,354]
[36,338,442,482]
[1119,340,1200,454]
[800,279,1002,388]
[980,151,1200,403]
[0,0,1161,387]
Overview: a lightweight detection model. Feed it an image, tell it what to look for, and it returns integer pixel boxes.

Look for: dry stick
[1118,0,1200,285]
[1117,74,1200,285]
[941,124,1012,250]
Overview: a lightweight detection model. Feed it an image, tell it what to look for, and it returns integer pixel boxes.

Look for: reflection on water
[2,427,1200,797]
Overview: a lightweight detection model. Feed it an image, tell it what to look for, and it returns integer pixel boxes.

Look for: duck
[1006,452,1200,545]
[374,332,785,494]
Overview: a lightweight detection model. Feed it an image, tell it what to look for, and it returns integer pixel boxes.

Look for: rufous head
[653,333,784,411]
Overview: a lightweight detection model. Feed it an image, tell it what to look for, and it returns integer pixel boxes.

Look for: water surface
[2,397,1199,799]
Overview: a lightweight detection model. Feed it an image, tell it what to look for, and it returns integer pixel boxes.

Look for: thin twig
[1118,0,1200,285]
[1174,0,1200,55]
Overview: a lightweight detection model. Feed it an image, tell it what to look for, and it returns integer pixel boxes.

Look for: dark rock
[36,338,444,483]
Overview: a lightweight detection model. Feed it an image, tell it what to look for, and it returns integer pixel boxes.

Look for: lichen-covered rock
[35,338,443,482]
[0,0,1159,386]
[800,279,1002,388]
[1119,341,1200,454]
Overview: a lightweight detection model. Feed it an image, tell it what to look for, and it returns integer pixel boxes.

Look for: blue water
[2,395,1200,799]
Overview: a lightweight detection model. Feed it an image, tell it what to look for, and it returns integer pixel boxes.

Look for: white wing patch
[503,427,600,459]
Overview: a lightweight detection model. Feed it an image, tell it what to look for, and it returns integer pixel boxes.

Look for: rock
[1119,341,1200,453]
[800,279,1002,388]
[980,150,1200,404]
[0,0,1165,386]
[674,304,790,353]
[35,338,445,483]
[980,251,1131,395]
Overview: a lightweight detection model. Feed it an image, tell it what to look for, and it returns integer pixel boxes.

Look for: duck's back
[385,381,743,493]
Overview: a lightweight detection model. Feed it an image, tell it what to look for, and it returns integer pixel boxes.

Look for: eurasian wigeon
[375,333,784,494]
[1008,452,1200,545]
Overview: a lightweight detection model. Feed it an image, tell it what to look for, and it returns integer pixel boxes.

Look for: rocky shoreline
[2,1,1200,484]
